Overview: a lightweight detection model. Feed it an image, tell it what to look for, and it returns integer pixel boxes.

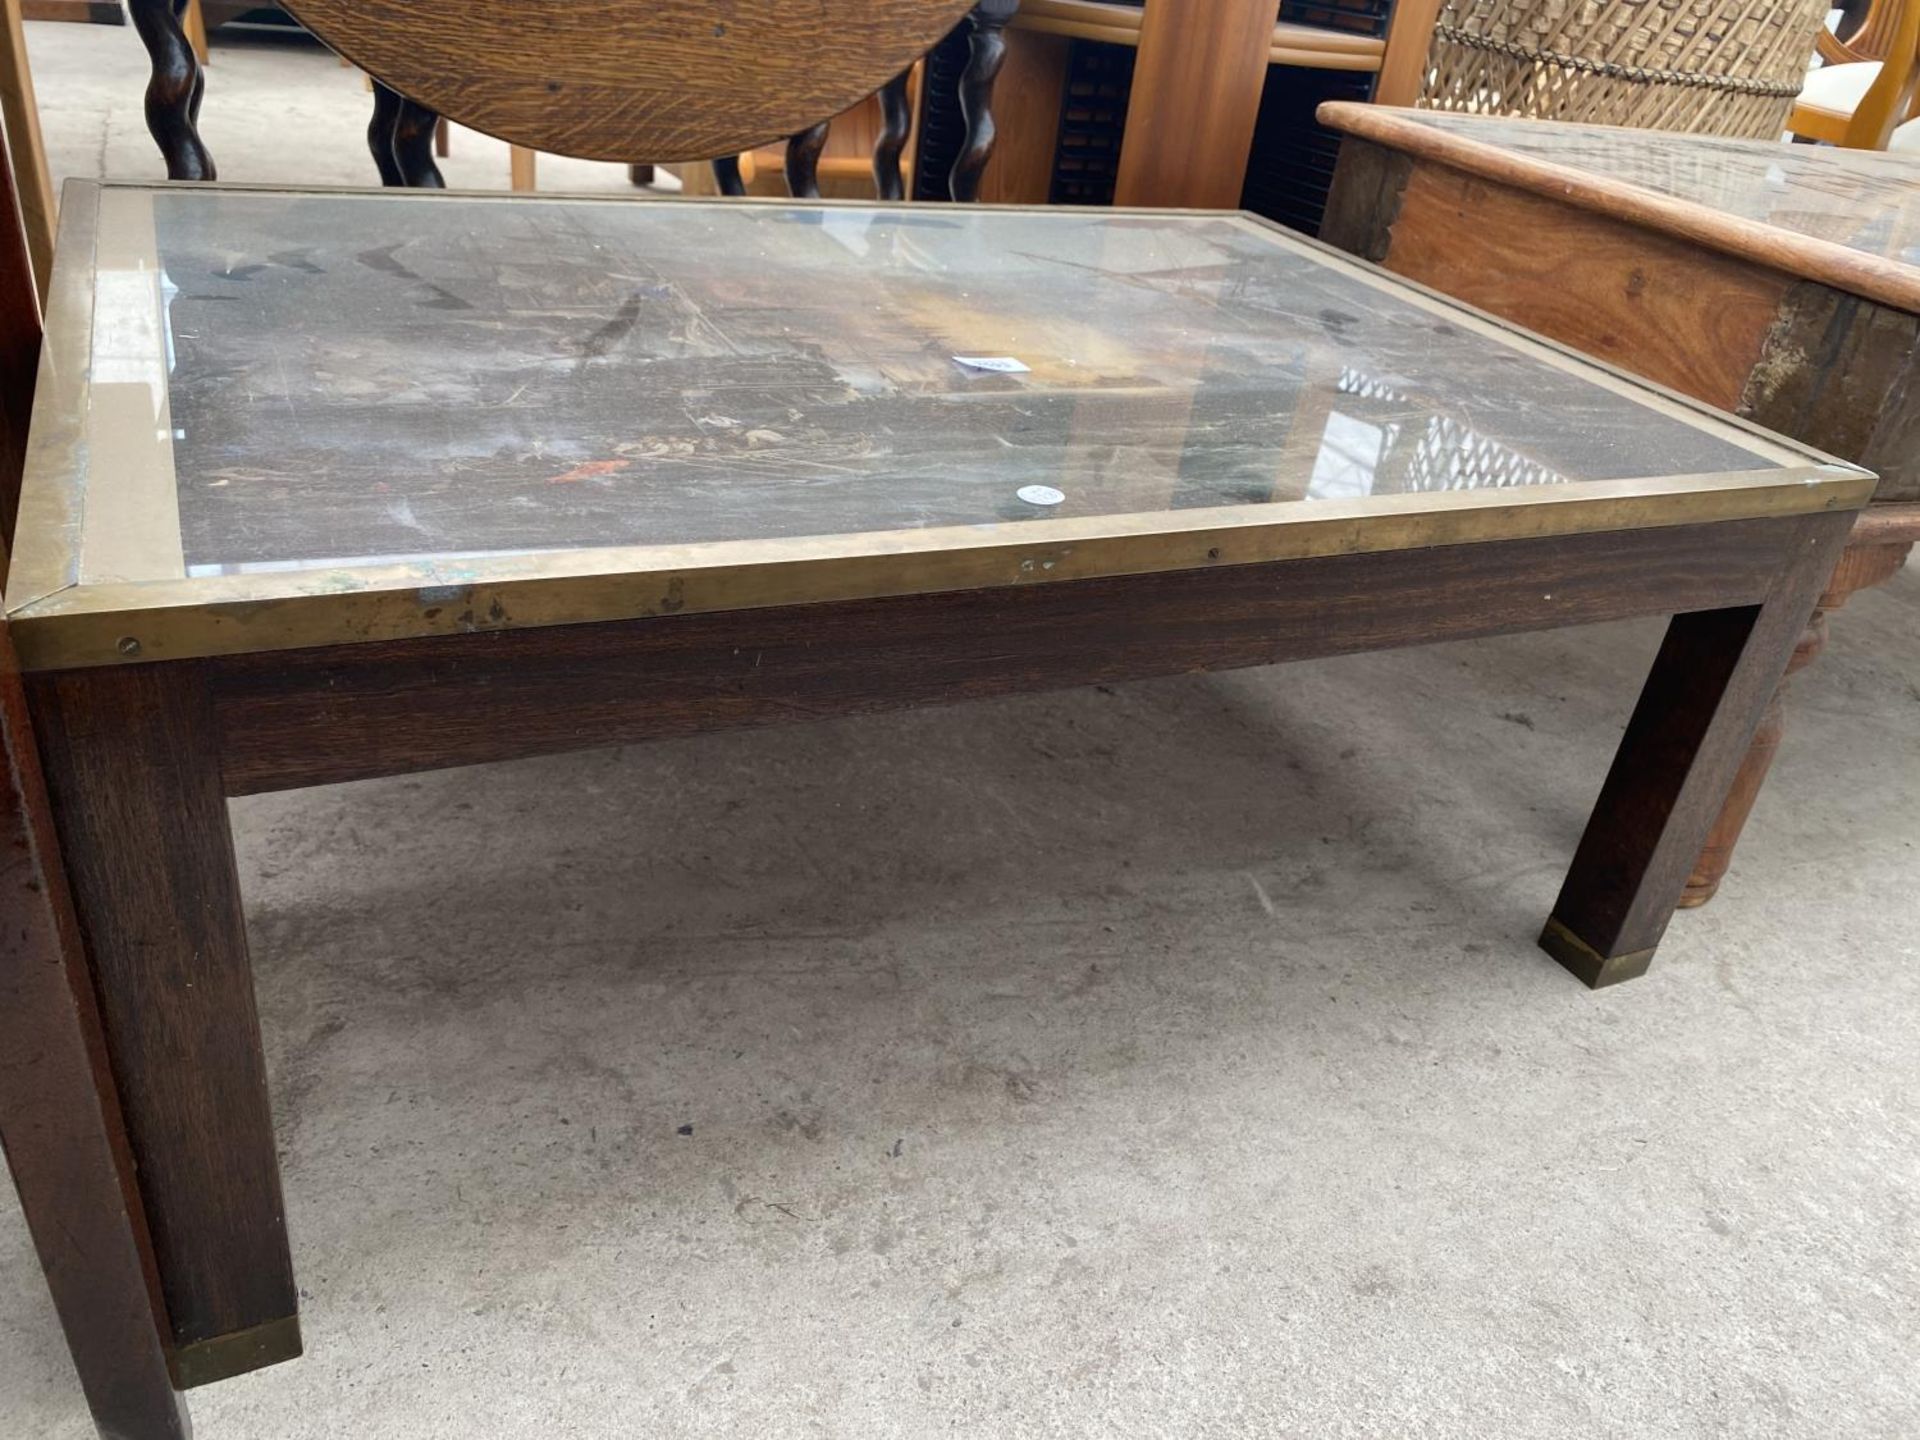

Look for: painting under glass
[111,192,1783,575]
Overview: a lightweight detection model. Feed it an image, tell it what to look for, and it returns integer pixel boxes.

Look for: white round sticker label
[1016,485,1065,506]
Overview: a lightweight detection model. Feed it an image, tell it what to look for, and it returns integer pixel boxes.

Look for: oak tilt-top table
[1318,103,1920,905]
[2,182,1871,1438]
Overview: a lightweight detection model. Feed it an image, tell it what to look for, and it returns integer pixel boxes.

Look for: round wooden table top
[283,0,979,163]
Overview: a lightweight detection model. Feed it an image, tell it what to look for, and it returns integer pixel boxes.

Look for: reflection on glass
[1305,366,1572,500]
[93,192,1785,577]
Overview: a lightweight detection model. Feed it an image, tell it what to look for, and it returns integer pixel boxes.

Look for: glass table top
[7,184,1867,669]
[1396,112,1920,272]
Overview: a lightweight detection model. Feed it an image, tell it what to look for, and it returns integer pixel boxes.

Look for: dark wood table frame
[2,178,1875,1439]
[12,495,1855,1438]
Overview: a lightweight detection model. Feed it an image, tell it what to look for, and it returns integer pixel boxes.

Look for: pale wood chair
[0,0,50,302]
[1788,0,1920,148]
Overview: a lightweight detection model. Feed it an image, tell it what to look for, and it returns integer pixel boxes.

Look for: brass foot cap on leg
[1539,917,1655,990]
[171,1314,303,1389]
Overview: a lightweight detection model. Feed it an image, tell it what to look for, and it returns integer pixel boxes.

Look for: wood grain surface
[1319,103,1920,316]
[28,661,300,1381]
[2,627,187,1439]
[1373,0,1443,106]
[1741,283,1920,503]
[207,516,1811,796]
[1378,160,1791,412]
[1113,0,1273,207]
[281,0,979,162]
[1321,136,1920,504]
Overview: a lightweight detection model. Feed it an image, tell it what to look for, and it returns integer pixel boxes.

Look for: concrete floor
[5,21,1920,1440]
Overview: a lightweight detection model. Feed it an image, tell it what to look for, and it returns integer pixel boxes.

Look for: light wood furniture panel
[1112,0,1276,207]
[21,0,126,20]
[1,0,53,302]
[1373,0,1442,104]
[284,0,978,162]
[991,0,1424,208]
[1321,103,1920,905]
[1018,0,1386,67]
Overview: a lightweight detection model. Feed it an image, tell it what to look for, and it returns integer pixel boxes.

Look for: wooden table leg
[2,627,190,1440]
[28,660,300,1389]
[1683,504,1920,907]
[1542,511,1854,987]
[509,144,536,192]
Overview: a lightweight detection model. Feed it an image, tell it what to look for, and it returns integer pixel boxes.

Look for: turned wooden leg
[434,115,451,158]
[367,78,404,187]
[784,120,831,199]
[2,630,189,1440]
[1683,510,1920,906]
[28,662,300,1390]
[128,0,213,181]
[628,163,654,187]
[711,154,747,197]
[951,0,1018,202]
[873,69,913,201]
[1542,512,1853,987]
[392,95,445,188]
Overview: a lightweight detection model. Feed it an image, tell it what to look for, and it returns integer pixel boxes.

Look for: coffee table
[3,182,1869,1438]
[1317,103,1920,904]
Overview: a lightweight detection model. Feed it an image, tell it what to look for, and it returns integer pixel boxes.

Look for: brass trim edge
[169,1313,303,1390]
[1538,917,1657,990]
[5,467,1873,670]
